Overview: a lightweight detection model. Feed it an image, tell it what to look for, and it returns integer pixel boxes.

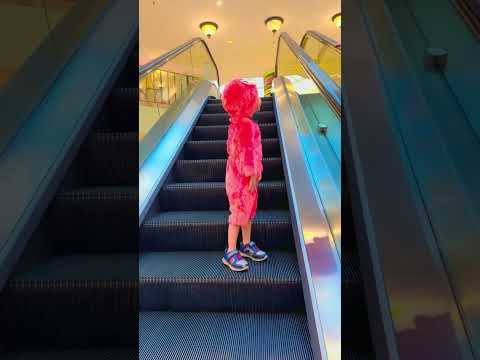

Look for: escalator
[139,96,314,358]
[138,32,342,359]
[0,1,138,357]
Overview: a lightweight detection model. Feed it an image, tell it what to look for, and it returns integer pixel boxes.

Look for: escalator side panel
[343,0,475,358]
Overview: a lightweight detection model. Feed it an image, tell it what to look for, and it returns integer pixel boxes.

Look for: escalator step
[140,311,313,359]
[98,87,138,132]
[197,111,275,126]
[81,132,137,186]
[140,210,294,251]
[203,101,273,114]
[0,254,137,347]
[159,181,288,211]
[191,123,277,140]
[110,87,138,109]
[4,348,137,360]
[139,251,302,312]
[183,138,280,159]
[174,157,284,182]
[51,186,138,253]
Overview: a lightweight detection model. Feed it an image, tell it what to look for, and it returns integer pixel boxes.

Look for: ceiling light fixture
[331,13,341,28]
[264,16,284,35]
[216,0,223,6]
[199,21,219,39]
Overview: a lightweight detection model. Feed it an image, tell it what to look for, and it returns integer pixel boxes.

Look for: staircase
[0,47,138,358]
[139,97,315,359]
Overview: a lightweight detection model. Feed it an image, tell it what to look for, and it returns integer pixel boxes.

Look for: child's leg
[240,221,252,245]
[227,224,241,251]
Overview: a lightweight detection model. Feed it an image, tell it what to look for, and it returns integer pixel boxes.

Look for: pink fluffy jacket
[222,79,263,226]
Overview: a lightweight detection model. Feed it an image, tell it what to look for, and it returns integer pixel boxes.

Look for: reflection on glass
[302,34,341,86]
[139,40,217,140]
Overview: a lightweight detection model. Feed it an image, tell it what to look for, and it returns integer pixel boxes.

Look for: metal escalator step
[81,132,138,186]
[0,254,138,348]
[183,138,280,159]
[51,186,138,253]
[174,157,284,182]
[140,210,294,251]
[4,348,137,360]
[197,111,275,126]
[191,123,277,140]
[203,101,273,114]
[140,311,313,359]
[140,251,302,312]
[159,181,288,211]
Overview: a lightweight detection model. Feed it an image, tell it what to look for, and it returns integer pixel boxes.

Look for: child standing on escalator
[221,79,268,272]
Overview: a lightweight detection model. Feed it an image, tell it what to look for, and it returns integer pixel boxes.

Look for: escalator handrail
[275,32,341,118]
[300,30,341,51]
[139,37,220,86]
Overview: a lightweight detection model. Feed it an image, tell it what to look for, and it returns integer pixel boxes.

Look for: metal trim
[273,77,341,360]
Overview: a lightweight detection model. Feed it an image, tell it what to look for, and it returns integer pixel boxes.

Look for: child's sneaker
[240,241,268,262]
[222,249,249,272]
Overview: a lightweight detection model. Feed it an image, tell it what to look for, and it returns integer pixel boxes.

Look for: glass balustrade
[139,39,219,140]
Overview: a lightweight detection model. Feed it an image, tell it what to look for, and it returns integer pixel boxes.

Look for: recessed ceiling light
[331,13,341,28]
[265,16,284,35]
[227,40,233,44]
[216,0,223,7]
[199,21,219,38]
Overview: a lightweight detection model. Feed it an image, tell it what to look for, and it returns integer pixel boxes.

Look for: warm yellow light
[199,21,219,38]
[227,40,233,44]
[216,0,223,6]
[332,13,341,28]
[264,16,284,34]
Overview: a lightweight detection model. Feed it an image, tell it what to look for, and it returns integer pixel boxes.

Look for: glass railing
[300,31,341,86]
[139,38,219,141]
[276,32,340,117]
[0,0,111,155]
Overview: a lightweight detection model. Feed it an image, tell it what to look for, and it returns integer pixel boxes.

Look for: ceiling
[140,0,340,85]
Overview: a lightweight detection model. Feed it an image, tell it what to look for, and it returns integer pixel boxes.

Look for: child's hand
[248,176,257,192]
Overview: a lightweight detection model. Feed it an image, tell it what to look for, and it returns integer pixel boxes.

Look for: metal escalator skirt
[273,76,340,360]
